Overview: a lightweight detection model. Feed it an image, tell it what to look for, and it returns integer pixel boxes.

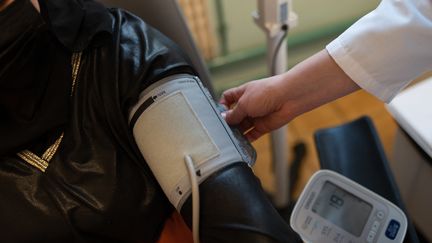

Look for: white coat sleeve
[326,0,432,103]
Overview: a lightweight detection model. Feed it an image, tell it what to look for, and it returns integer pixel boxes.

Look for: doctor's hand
[220,50,360,142]
[220,76,296,142]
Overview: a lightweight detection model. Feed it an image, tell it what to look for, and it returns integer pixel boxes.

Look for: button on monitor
[385,220,401,240]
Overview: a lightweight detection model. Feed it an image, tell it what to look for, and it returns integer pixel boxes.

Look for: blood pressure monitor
[290,170,407,243]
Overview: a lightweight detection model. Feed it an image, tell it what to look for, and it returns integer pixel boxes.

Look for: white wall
[208,0,380,54]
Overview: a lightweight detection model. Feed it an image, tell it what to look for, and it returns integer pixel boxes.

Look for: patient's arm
[130,74,295,242]
[181,162,294,243]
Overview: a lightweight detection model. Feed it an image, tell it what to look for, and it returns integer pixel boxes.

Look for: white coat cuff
[326,39,395,103]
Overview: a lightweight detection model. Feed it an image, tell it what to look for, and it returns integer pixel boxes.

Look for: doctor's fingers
[223,103,249,125]
[244,114,287,142]
[243,119,272,142]
[238,117,255,134]
[219,84,247,108]
[245,128,263,142]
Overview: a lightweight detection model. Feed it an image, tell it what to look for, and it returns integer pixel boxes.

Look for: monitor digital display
[312,181,373,236]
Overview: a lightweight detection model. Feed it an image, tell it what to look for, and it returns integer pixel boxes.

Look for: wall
[208,0,380,53]
[206,0,380,95]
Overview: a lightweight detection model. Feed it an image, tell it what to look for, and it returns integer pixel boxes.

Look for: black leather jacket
[1,6,295,243]
[1,8,193,243]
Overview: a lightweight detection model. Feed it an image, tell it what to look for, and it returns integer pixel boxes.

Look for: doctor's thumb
[222,105,247,125]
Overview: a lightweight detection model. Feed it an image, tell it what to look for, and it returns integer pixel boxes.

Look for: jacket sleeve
[326,0,432,102]
[118,10,296,243]
[110,8,197,113]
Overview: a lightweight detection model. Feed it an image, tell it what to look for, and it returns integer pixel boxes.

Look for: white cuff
[326,39,396,103]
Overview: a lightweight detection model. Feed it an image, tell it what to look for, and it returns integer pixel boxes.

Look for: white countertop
[386,77,432,158]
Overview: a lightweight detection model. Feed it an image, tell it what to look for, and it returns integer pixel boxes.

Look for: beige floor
[252,89,398,200]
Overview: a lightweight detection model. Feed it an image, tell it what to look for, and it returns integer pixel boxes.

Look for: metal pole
[253,0,297,208]
[267,32,289,208]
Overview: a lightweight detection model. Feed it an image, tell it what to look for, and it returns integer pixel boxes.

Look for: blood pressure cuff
[129,74,256,209]
[129,74,294,242]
